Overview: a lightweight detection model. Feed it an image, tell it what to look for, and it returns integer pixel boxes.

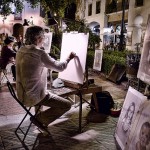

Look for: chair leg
[22,105,42,142]
[15,107,32,134]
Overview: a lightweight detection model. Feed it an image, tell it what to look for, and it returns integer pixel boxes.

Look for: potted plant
[110,102,122,117]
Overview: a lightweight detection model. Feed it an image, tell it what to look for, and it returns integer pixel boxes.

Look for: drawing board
[42,32,53,53]
[137,15,150,84]
[58,32,89,84]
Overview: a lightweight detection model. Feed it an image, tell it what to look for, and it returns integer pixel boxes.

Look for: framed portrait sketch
[93,50,103,71]
[126,31,132,46]
[42,32,53,53]
[115,86,147,150]
[137,15,150,84]
[127,101,150,150]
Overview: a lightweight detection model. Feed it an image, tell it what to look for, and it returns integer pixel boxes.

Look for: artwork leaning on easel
[58,32,89,85]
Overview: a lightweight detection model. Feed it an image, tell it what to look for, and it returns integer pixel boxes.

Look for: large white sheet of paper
[58,32,89,84]
[137,16,150,84]
[42,32,53,53]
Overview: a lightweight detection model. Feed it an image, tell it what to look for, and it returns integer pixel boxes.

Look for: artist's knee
[64,100,71,111]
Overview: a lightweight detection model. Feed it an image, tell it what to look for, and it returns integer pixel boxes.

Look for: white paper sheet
[58,32,89,84]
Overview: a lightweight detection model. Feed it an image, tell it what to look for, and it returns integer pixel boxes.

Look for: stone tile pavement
[0,70,128,149]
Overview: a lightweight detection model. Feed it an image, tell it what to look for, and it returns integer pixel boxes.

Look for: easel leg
[137,78,140,91]
[79,92,82,133]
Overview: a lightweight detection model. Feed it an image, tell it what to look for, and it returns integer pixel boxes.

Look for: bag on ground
[91,91,114,115]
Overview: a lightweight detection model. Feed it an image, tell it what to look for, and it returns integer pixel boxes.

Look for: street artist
[16,25,76,128]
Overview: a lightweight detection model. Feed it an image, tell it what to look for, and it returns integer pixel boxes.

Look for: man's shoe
[30,117,48,131]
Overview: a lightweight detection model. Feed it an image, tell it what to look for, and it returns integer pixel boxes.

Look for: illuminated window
[96,1,101,14]
[88,4,92,16]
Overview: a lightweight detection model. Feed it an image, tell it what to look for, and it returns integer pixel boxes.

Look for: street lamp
[119,0,126,51]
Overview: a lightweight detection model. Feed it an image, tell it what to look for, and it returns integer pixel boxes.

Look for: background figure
[136,122,150,150]
[122,102,135,132]
[1,36,16,81]
[17,34,23,49]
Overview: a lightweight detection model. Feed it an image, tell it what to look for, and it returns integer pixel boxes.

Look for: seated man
[16,26,76,128]
[1,36,16,81]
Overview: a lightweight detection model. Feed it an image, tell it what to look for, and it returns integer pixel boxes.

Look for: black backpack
[91,91,114,115]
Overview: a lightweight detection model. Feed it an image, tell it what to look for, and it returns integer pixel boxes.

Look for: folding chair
[0,57,8,88]
[6,80,51,149]
[0,68,7,88]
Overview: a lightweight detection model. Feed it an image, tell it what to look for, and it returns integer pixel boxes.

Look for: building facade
[77,0,150,51]
[0,1,46,40]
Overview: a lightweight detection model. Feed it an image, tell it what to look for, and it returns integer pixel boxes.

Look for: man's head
[4,36,16,46]
[25,26,45,46]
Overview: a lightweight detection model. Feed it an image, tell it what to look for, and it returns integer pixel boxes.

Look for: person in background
[1,36,16,81]
[16,26,76,129]
[17,34,23,49]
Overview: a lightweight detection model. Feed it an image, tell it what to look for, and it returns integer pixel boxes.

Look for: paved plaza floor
[0,70,127,150]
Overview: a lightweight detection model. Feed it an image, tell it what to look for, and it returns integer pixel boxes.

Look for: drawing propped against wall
[58,32,89,84]
[42,32,53,53]
[93,50,103,71]
[137,15,150,84]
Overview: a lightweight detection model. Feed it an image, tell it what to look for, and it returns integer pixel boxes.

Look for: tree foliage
[0,0,81,18]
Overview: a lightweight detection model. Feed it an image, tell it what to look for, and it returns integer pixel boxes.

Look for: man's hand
[66,52,76,63]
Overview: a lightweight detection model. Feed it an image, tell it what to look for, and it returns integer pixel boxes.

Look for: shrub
[87,50,128,75]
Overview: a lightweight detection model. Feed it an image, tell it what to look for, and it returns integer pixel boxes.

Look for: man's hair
[25,26,44,45]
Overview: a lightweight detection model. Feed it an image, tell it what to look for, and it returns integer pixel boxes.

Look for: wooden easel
[61,66,101,132]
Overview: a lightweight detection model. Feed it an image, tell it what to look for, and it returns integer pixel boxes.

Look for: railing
[106,2,129,14]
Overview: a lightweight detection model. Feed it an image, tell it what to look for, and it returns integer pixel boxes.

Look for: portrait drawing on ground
[93,50,103,71]
[128,101,150,150]
[115,86,147,150]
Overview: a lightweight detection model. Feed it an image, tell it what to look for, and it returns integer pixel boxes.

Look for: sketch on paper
[137,15,150,84]
[93,50,103,71]
[115,86,147,150]
[42,32,53,53]
[58,32,89,84]
[127,101,150,150]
